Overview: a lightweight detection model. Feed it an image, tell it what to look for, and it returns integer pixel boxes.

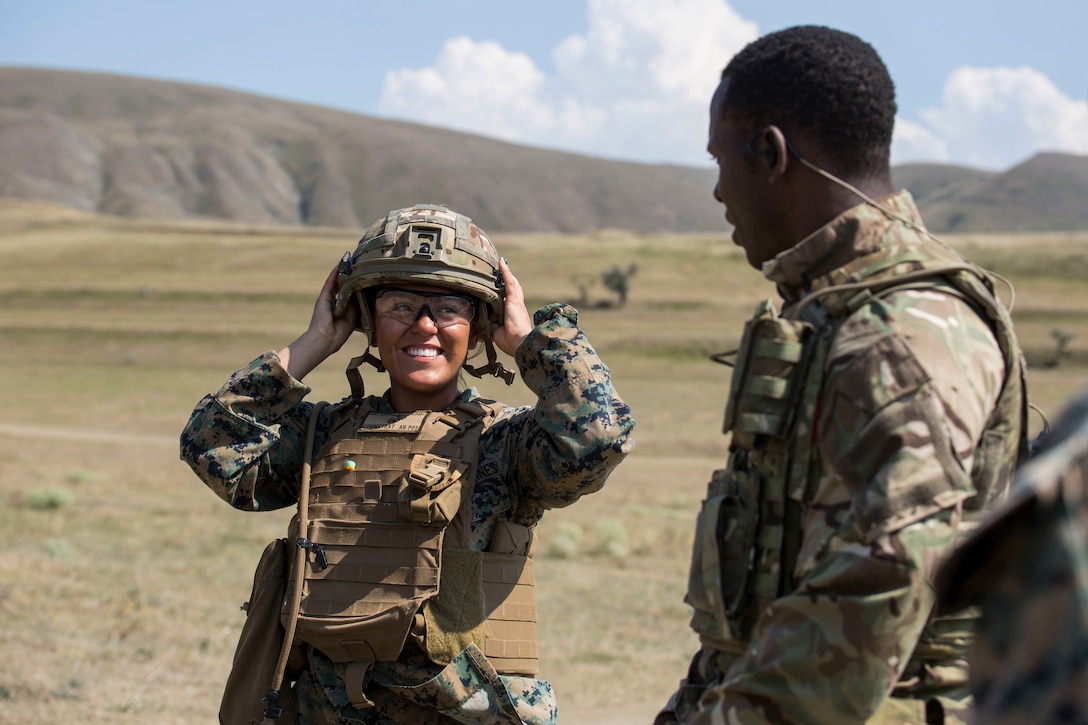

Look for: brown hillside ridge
[0,66,721,233]
[2,66,1087,233]
[917,153,1088,232]
[893,154,1088,232]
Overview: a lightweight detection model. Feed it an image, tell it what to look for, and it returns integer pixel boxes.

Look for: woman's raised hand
[280,262,359,380]
[491,257,533,357]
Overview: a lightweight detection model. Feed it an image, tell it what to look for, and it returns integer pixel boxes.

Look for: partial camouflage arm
[502,303,635,524]
[179,352,320,511]
[936,389,1088,724]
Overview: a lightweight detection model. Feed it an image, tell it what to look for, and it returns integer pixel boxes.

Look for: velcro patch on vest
[360,411,429,433]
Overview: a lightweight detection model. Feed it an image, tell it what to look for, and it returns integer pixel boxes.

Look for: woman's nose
[411,305,439,331]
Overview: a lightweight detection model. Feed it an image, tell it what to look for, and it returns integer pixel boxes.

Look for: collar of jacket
[762,190,927,302]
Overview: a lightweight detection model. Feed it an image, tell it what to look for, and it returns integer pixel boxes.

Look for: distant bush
[25,487,75,510]
[45,538,74,560]
[66,469,98,484]
[1049,327,1076,367]
[594,518,629,559]
[601,263,638,307]
[546,520,583,558]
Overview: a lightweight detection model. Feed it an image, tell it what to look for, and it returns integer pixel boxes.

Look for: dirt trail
[0,421,177,447]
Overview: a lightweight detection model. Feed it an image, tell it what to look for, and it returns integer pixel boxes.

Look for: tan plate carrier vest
[283,397,539,707]
[686,246,1030,699]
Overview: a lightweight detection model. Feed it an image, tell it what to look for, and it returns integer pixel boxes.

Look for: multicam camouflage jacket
[935,388,1088,725]
[670,191,1028,725]
[180,302,634,724]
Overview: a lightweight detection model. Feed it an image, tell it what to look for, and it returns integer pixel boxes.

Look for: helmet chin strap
[344,350,386,400]
[344,339,515,401]
[462,340,516,384]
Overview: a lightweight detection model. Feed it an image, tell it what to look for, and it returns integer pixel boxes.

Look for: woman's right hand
[279,263,359,380]
[308,263,358,348]
[492,257,533,356]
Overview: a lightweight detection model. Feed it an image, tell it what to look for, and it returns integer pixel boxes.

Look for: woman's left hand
[491,257,533,356]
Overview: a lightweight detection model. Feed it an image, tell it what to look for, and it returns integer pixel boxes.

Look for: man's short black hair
[720,25,896,178]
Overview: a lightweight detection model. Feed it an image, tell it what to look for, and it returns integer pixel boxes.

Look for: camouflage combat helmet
[335,204,514,386]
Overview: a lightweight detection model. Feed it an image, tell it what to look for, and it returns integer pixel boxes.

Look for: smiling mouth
[405,346,440,358]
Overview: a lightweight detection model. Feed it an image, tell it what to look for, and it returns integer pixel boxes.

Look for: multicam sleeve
[502,303,634,524]
[179,350,318,511]
[688,291,1008,724]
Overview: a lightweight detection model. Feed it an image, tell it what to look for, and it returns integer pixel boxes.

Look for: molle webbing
[714,302,817,636]
[722,300,812,448]
[288,406,478,665]
[285,397,540,678]
[307,409,474,525]
[482,553,539,674]
[291,522,441,619]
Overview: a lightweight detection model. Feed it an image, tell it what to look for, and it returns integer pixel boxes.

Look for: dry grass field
[2,198,1087,724]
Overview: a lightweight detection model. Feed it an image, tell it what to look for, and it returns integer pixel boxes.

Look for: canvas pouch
[219,537,301,725]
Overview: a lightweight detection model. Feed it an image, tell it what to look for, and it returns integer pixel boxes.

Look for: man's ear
[762,125,790,181]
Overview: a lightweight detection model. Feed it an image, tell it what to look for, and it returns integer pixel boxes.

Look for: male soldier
[935,388,1088,724]
[657,25,1029,724]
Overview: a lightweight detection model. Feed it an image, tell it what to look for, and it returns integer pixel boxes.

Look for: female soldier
[180,204,634,725]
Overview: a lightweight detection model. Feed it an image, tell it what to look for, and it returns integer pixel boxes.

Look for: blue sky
[2,0,1085,171]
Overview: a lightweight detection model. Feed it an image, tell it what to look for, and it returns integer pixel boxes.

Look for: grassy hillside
[3,67,1088,236]
[2,199,1088,723]
[921,152,1088,232]
[891,163,995,206]
[0,67,721,234]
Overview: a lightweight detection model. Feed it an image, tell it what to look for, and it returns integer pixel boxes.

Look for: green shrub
[595,518,629,559]
[25,487,74,510]
[45,538,74,560]
[66,469,100,484]
[546,520,583,559]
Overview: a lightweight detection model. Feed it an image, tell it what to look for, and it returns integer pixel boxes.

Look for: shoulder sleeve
[818,289,1006,539]
[179,350,326,511]
[497,303,634,524]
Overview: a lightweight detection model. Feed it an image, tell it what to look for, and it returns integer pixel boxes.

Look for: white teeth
[406,347,439,358]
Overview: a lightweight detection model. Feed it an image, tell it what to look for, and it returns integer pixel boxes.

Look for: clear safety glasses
[373,288,478,328]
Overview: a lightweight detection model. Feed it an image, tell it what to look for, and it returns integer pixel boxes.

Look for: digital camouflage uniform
[664,191,1028,725]
[180,302,634,724]
[936,389,1088,725]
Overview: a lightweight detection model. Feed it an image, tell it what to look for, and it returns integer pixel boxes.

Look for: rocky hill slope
[2,67,1085,233]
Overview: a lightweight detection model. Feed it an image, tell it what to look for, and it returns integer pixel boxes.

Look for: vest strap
[345,658,376,709]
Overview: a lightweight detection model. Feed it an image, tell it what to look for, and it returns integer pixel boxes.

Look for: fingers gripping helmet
[334,204,514,387]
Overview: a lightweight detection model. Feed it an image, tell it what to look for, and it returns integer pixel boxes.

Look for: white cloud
[379,36,561,143]
[905,66,1088,170]
[891,118,949,167]
[378,7,1086,171]
[377,0,758,165]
